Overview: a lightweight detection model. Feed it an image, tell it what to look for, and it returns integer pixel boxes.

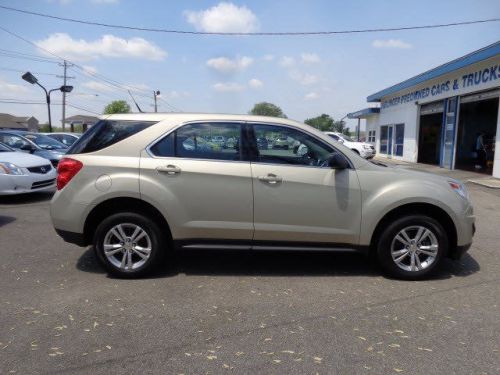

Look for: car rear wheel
[93,212,166,278]
[376,215,448,280]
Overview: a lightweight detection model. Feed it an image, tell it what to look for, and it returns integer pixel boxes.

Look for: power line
[0,98,100,115]
[0,26,180,112]
[0,48,59,61]
[0,51,59,64]
[0,4,499,35]
[0,66,59,76]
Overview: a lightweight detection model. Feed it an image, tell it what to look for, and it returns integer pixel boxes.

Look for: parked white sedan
[0,142,57,195]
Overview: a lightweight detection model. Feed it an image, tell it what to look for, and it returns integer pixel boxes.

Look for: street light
[153,90,160,113]
[21,72,73,133]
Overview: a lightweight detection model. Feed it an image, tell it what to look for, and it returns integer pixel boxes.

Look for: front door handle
[156,165,181,175]
[258,173,282,184]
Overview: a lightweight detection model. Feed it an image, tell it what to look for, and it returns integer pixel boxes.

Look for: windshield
[24,133,68,150]
[340,134,355,142]
[0,142,14,152]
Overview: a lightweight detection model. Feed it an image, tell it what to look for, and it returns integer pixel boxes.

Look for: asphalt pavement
[1,169,499,374]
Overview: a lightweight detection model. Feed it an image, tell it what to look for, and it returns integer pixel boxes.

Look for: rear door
[140,121,254,241]
[249,123,362,245]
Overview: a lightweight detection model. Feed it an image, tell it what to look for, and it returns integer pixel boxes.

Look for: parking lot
[1,167,500,375]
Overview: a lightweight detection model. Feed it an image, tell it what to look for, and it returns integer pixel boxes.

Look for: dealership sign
[381,64,499,109]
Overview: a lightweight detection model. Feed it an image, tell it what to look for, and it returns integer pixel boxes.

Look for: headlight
[363,145,371,149]
[0,162,27,175]
[448,180,469,200]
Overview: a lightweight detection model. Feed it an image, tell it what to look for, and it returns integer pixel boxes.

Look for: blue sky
[0,0,498,130]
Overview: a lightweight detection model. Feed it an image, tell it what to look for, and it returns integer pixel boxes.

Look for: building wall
[366,55,500,168]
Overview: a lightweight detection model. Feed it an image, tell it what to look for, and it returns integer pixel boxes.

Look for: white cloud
[36,33,167,61]
[279,56,295,67]
[304,92,319,100]
[0,79,29,95]
[262,54,275,61]
[185,2,259,33]
[206,56,253,74]
[212,82,245,92]
[81,80,115,92]
[289,70,319,85]
[372,39,412,49]
[301,53,321,64]
[248,78,263,89]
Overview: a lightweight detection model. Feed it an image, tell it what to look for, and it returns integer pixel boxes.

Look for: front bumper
[0,172,57,195]
[361,149,376,159]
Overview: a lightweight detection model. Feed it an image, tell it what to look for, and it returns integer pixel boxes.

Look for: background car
[256,137,268,150]
[44,132,81,147]
[272,137,289,149]
[324,131,376,159]
[0,130,66,167]
[0,142,57,195]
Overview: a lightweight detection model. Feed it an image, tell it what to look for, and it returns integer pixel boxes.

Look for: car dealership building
[349,41,500,178]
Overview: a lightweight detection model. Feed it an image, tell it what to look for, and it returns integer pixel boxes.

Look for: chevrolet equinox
[51,114,475,279]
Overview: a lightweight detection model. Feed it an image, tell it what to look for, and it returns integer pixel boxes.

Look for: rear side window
[150,122,242,161]
[68,120,155,154]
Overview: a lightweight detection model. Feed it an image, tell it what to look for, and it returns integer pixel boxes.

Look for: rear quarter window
[68,120,156,154]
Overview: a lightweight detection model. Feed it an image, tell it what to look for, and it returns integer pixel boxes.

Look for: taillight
[57,158,83,190]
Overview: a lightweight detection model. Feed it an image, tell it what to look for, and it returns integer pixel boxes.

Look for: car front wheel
[93,212,166,278]
[376,215,448,280]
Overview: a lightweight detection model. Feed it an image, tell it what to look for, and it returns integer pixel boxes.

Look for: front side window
[252,124,334,167]
[150,122,242,161]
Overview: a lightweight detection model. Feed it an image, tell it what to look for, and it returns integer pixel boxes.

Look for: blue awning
[367,41,500,102]
[348,107,380,119]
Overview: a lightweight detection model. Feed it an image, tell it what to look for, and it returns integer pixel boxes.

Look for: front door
[249,123,362,245]
[387,125,394,157]
[140,122,254,241]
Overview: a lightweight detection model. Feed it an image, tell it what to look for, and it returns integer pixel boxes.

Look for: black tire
[376,215,448,280]
[93,212,167,278]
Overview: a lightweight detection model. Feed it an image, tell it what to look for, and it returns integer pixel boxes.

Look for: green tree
[304,114,334,131]
[304,113,350,135]
[104,100,131,114]
[249,102,287,118]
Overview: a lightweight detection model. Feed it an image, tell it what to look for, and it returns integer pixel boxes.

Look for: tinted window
[328,134,340,141]
[0,134,34,150]
[150,132,174,157]
[150,123,241,161]
[253,124,333,167]
[69,120,155,154]
[0,142,14,152]
[24,133,67,150]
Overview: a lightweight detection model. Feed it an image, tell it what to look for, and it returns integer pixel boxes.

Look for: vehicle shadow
[0,191,54,205]
[76,247,480,280]
[0,215,16,227]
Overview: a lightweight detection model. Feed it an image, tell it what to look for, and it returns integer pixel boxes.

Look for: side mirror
[338,138,345,144]
[20,144,36,153]
[328,152,350,169]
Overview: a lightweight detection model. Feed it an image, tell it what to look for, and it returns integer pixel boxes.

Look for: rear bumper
[55,228,87,247]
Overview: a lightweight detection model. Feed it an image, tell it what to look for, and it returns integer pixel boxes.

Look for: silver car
[50,114,475,280]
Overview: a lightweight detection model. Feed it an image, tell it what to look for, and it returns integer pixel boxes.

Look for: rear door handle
[258,173,282,184]
[156,165,181,175]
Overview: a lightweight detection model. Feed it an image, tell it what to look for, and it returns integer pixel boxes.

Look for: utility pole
[153,90,160,113]
[57,60,74,131]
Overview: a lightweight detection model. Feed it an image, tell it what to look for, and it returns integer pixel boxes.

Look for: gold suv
[51,113,475,279]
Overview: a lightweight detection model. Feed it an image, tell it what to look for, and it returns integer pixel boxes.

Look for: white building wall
[369,55,500,172]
